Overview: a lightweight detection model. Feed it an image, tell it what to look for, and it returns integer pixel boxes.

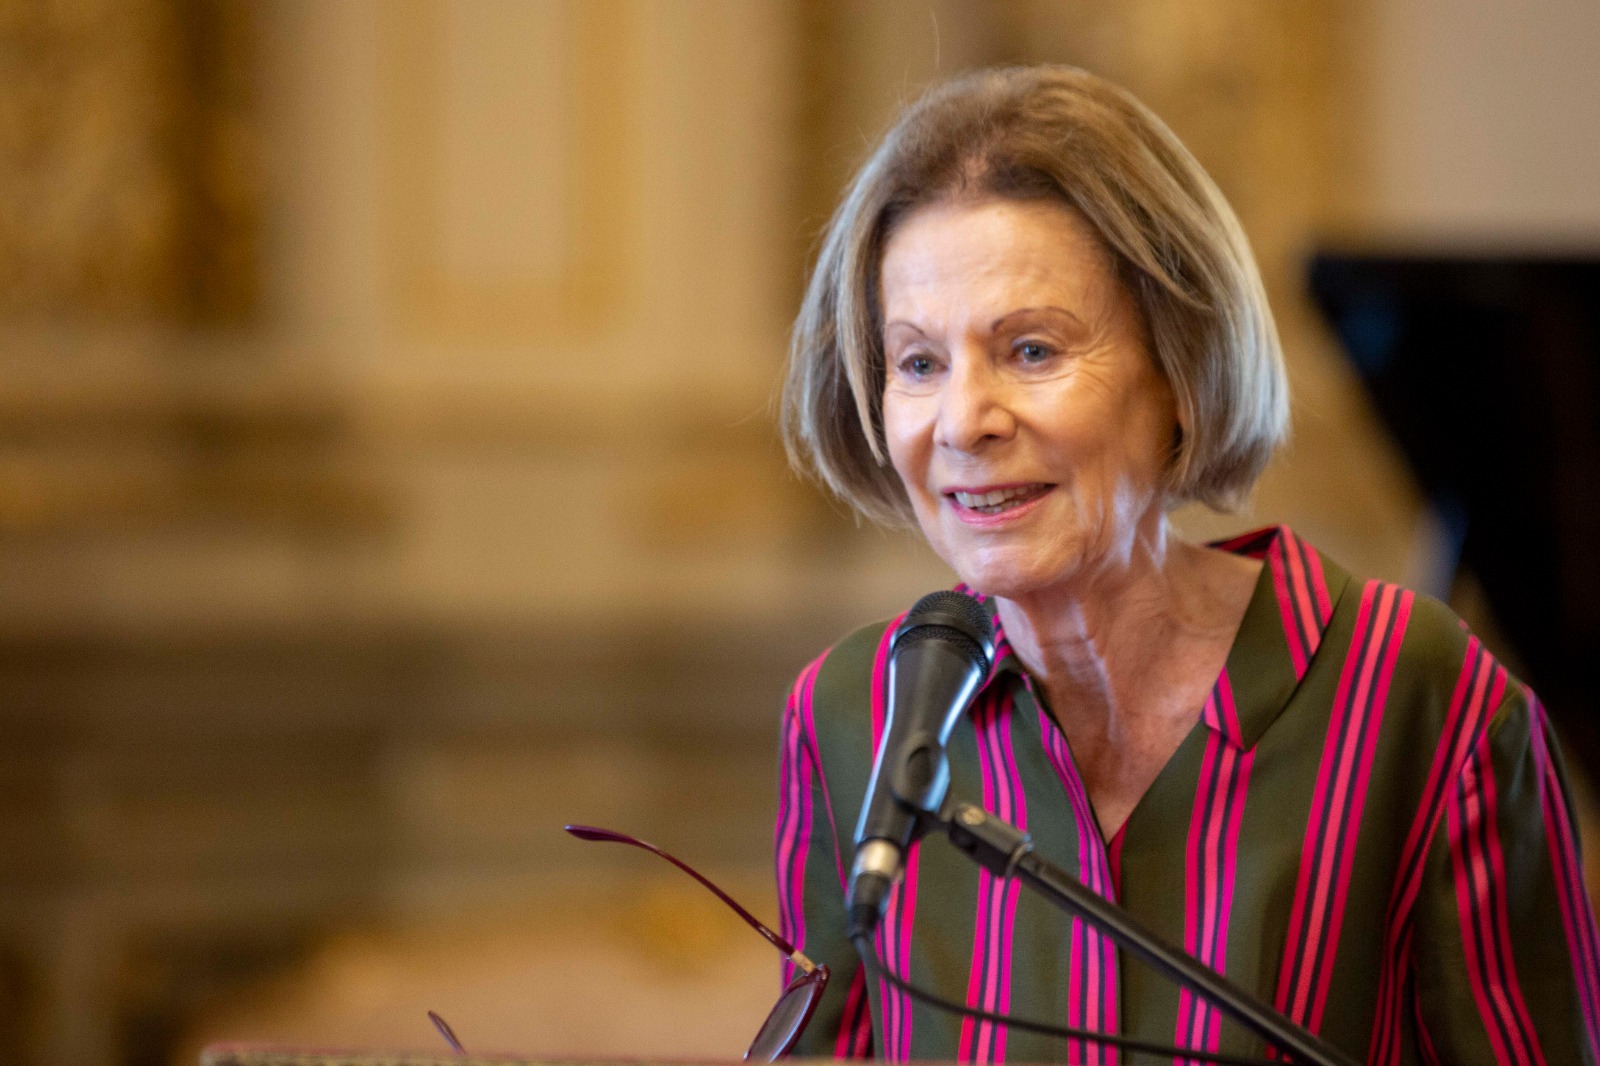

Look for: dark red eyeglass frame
[427,826,829,1062]
[563,824,830,1061]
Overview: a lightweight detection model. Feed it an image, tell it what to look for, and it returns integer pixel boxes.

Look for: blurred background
[1,1,1598,1064]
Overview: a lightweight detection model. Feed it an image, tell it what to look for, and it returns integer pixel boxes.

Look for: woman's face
[879,197,1178,601]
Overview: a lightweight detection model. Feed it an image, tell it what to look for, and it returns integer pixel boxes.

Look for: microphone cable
[850,932,1280,1066]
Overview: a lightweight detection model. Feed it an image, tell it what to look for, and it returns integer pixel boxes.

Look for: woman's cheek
[884,398,935,482]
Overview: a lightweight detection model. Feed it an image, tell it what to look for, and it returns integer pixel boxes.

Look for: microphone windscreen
[896,590,995,670]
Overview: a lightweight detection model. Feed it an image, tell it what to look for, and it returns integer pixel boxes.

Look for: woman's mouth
[948,483,1052,516]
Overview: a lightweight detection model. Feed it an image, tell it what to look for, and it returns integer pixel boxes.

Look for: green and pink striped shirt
[775,526,1600,1064]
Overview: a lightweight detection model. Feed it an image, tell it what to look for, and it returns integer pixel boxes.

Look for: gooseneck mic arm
[933,799,1359,1066]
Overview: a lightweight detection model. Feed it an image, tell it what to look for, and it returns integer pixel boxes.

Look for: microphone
[848,590,996,939]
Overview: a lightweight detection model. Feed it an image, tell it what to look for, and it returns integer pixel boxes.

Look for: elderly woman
[773,67,1599,1064]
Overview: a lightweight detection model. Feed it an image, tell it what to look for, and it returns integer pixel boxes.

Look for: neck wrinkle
[992,515,1174,684]
[992,523,1255,733]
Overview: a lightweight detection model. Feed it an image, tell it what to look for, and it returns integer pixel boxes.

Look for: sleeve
[775,654,875,1058]
[1411,684,1600,1065]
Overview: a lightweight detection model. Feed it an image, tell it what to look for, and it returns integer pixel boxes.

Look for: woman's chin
[950,552,1078,605]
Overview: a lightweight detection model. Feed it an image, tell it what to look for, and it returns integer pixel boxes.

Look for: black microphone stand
[925,798,1359,1066]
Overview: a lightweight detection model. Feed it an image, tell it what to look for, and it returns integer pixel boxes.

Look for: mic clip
[942,799,1034,881]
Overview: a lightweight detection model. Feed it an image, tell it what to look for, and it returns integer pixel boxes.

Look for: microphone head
[894,590,996,673]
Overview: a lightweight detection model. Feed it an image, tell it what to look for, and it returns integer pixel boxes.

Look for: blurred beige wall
[1,3,1597,1066]
[1362,0,1600,244]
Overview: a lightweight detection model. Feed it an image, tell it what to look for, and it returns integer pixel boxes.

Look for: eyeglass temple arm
[563,824,818,972]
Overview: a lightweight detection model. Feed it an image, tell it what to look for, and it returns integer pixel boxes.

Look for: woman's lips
[945,482,1053,524]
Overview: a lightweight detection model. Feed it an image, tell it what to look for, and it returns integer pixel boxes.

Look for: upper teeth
[954,486,1039,508]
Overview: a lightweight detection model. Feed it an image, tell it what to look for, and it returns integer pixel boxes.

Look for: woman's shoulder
[1393,587,1536,729]
[1307,548,1532,739]
[1227,526,1532,749]
[1315,562,1504,683]
[783,615,903,749]
[1384,583,1482,676]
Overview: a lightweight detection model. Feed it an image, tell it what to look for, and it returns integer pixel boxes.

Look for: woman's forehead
[879,198,1122,325]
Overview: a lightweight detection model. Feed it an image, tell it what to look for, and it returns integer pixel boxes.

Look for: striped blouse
[774,526,1600,1064]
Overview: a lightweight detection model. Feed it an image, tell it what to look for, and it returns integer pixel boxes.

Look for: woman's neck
[992,518,1259,731]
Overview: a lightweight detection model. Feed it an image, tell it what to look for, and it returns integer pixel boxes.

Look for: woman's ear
[1163,412,1189,501]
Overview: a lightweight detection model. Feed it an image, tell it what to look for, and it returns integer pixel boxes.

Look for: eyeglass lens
[745,970,828,1062]
[428,1009,465,1055]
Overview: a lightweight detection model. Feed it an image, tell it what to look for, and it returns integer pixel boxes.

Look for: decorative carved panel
[377,0,634,343]
[0,0,259,321]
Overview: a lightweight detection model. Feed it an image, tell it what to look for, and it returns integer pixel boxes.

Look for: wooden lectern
[202,1048,780,1066]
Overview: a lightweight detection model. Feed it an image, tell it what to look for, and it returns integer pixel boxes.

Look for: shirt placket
[1014,671,1125,1064]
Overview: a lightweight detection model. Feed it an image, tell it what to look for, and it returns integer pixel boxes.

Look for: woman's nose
[934,357,1017,453]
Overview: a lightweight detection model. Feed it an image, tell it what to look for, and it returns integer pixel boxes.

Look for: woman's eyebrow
[989,305,1086,332]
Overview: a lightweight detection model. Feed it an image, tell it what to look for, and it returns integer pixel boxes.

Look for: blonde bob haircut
[782,65,1288,527]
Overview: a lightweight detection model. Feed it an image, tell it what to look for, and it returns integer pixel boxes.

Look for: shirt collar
[1207,525,1349,749]
[959,525,1349,752]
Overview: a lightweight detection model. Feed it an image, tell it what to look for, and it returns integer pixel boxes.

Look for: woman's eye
[1016,341,1052,364]
[901,353,936,377]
